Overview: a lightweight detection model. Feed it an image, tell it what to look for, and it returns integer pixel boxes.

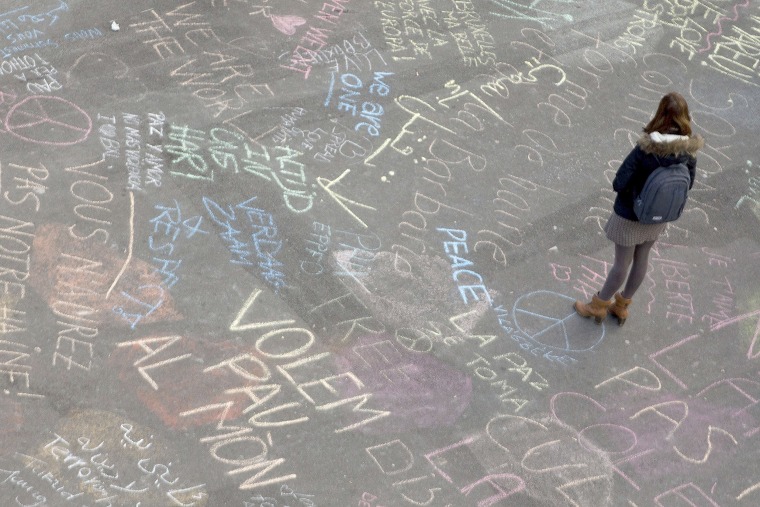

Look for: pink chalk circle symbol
[5,95,92,146]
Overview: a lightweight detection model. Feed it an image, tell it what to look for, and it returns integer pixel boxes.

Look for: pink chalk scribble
[699,0,750,54]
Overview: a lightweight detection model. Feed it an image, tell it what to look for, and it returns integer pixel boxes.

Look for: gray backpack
[633,162,690,224]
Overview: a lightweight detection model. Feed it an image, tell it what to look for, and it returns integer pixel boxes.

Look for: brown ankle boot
[608,292,632,326]
[574,293,612,324]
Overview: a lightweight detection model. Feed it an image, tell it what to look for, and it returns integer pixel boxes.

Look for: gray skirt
[604,213,667,246]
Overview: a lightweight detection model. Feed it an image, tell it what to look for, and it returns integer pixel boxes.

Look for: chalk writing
[149,200,208,289]
[169,49,273,119]
[98,110,169,192]
[125,113,143,191]
[437,227,492,305]
[374,0,517,66]
[395,308,497,353]
[0,161,48,213]
[168,125,316,214]
[311,118,375,165]
[165,124,211,181]
[31,216,183,372]
[48,250,107,371]
[470,356,760,503]
[326,71,394,137]
[268,109,376,168]
[112,284,166,330]
[130,4,218,61]
[368,436,527,506]
[615,7,660,54]
[487,0,576,29]
[707,11,760,86]
[281,0,354,78]
[271,106,308,146]
[12,410,209,505]
[203,196,287,292]
[309,276,386,345]
[245,484,316,506]
[635,0,760,87]
[478,169,567,266]
[467,352,531,412]
[0,4,102,58]
[288,31,386,75]
[130,3,274,130]
[0,1,757,505]
[97,112,121,160]
[0,54,38,76]
[0,212,38,399]
[571,254,611,302]
[445,0,498,66]
[365,78,506,165]
[495,29,612,129]
[0,2,70,58]
[65,156,114,245]
[63,26,102,42]
[736,161,760,213]
[167,287,390,491]
[650,244,696,325]
[301,221,331,276]
[0,52,60,94]
[120,422,153,451]
[701,275,736,328]
[2,455,81,503]
[146,112,166,187]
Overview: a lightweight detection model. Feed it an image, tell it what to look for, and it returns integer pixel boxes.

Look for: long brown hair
[644,92,692,136]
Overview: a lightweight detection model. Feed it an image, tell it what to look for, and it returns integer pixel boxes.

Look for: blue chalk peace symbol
[512,290,605,352]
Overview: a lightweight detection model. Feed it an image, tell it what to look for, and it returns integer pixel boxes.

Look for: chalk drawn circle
[5,95,92,146]
[578,423,637,455]
[512,290,605,352]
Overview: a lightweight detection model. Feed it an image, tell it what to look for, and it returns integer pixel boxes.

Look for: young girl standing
[575,92,704,326]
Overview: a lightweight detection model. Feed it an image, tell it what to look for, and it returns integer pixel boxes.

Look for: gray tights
[598,241,656,300]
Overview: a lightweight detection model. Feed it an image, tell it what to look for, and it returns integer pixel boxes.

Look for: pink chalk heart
[270,15,306,35]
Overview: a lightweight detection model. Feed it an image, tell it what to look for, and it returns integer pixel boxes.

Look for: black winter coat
[612,133,705,221]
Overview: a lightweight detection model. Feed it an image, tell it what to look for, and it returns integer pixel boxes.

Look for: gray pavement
[1,0,759,505]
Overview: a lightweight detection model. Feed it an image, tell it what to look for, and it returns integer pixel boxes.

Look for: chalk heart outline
[270,14,306,35]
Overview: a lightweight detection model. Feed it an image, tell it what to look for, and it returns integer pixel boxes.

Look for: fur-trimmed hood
[637,132,704,157]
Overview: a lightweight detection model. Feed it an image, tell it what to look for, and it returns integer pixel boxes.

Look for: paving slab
[1,0,759,505]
